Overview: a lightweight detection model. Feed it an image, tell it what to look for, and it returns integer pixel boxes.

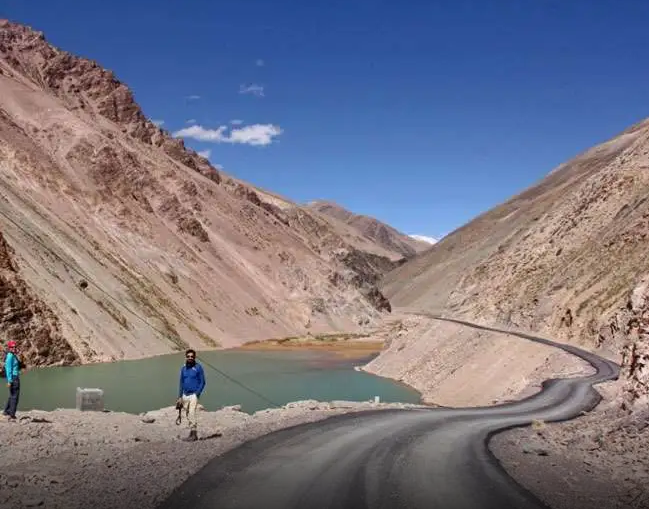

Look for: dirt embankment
[235,332,385,359]
[361,312,592,406]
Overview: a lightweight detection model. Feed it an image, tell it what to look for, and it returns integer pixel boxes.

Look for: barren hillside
[0,19,403,367]
[384,118,649,348]
[376,116,649,410]
[306,200,431,259]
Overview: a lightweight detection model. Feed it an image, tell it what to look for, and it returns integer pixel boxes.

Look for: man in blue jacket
[176,348,206,441]
[4,340,21,421]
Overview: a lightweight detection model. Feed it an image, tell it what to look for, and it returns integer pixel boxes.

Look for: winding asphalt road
[157,316,619,509]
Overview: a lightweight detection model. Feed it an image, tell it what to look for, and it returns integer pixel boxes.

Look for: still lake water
[18,349,421,414]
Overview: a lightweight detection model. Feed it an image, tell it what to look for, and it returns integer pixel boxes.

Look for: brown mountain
[0,19,404,367]
[306,200,433,260]
[380,116,649,405]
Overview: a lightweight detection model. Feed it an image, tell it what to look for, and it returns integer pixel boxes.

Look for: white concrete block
[76,387,104,411]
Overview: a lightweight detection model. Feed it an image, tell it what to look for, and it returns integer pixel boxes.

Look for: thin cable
[196,356,281,408]
[0,202,280,408]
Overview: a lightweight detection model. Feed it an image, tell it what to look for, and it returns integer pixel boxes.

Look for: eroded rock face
[615,275,649,410]
[0,20,220,184]
[359,286,391,313]
[2,20,404,320]
[0,19,405,365]
[0,21,396,316]
[306,200,432,258]
[0,232,78,368]
[586,274,649,411]
[327,248,395,312]
[621,337,649,409]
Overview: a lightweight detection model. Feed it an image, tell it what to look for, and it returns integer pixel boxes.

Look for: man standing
[177,348,206,441]
[4,340,21,421]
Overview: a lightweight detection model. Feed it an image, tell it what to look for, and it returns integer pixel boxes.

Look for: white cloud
[229,124,282,145]
[230,119,243,125]
[173,123,283,147]
[150,119,164,126]
[410,235,438,245]
[256,59,265,67]
[186,95,201,100]
[174,125,228,142]
[186,118,197,124]
[197,149,212,159]
[239,84,265,97]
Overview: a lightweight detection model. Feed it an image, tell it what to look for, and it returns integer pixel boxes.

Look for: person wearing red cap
[3,340,21,421]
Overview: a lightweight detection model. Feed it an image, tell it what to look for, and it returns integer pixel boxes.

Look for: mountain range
[0,19,423,367]
[2,19,648,416]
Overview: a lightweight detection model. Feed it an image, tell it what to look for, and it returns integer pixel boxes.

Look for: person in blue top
[176,348,206,441]
[4,340,21,421]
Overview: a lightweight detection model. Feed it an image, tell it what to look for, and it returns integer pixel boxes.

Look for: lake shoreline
[232,334,385,359]
[28,332,387,368]
[16,340,422,415]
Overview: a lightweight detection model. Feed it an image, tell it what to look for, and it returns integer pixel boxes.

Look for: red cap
[6,340,16,348]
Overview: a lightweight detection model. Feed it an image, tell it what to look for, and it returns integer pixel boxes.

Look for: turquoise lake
[18,349,421,414]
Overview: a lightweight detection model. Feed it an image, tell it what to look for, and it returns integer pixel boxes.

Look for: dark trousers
[4,379,20,418]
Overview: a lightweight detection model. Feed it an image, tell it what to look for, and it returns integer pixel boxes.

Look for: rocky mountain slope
[365,121,649,507]
[306,200,432,259]
[0,19,403,367]
[380,117,649,407]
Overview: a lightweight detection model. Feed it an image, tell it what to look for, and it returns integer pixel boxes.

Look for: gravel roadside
[3,388,646,509]
[489,380,649,509]
[0,400,429,509]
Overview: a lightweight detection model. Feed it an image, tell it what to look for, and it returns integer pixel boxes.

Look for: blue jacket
[178,362,206,398]
[4,352,20,383]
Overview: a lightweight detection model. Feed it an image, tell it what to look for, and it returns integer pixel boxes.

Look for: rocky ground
[0,400,429,509]
[490,380,649,509]
[4,393,645,509]
[486,277,649,509]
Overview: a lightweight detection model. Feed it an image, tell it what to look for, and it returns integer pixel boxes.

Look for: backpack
[0,353,25,378]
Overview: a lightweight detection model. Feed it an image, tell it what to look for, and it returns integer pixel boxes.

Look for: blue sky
[3,0,649,240]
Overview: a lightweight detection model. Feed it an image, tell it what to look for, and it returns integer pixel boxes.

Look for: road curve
[157,316,620,509]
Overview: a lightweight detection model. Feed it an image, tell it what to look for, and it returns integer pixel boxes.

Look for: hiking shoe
[182,429,198,441]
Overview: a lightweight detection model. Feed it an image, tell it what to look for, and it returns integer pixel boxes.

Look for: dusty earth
[235,331,385,359]
[0,400,429,509]
[490,380,649,509]
[362,312,595,406]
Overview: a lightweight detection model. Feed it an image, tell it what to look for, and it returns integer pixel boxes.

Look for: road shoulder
[489,380,649,509]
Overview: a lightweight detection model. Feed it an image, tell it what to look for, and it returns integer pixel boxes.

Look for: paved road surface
[157,316,619,509]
